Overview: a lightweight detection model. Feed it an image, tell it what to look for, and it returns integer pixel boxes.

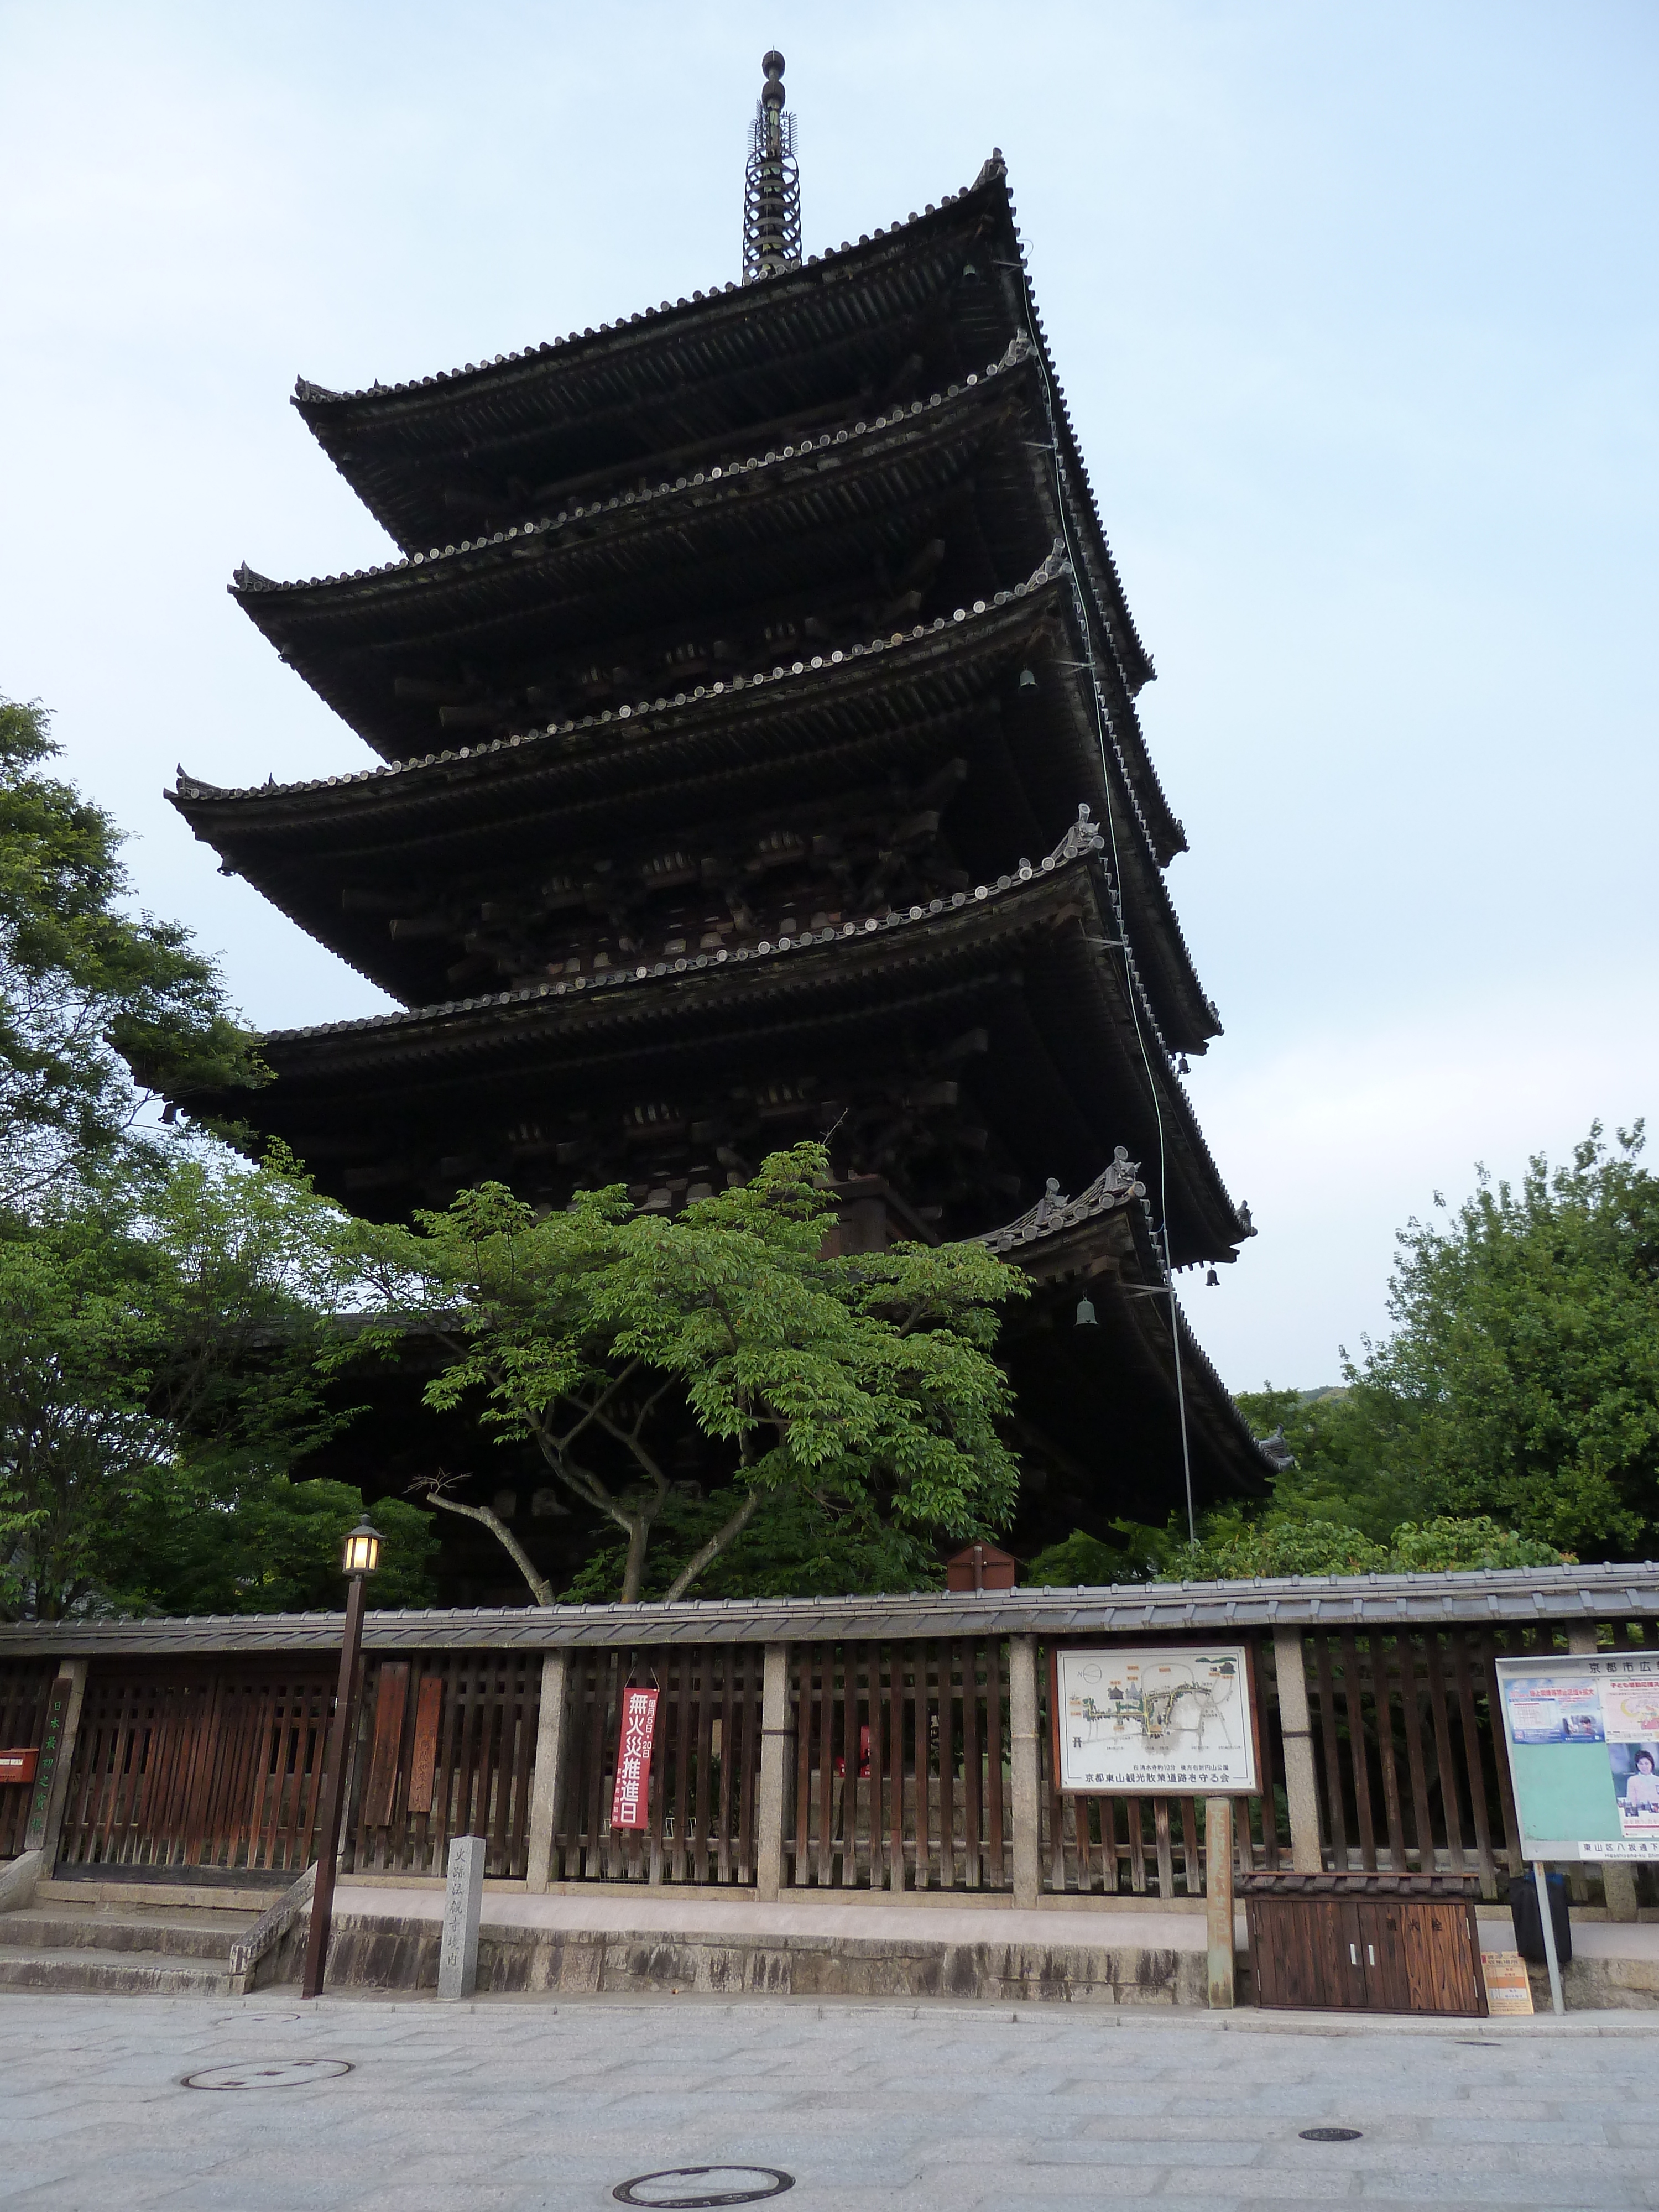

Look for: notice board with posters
[1494,1653,1659,1860]
[1050,1645,1259,1795]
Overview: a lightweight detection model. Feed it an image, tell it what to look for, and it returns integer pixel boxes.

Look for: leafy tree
[121,1473,437,1617]
[1228,1126,1659,1561]
[1350,1125,1659,1556]
[1232,1385,1426,1541]
[356,1142,1027,1603]
[561,1483,943,1604]
[0,695,434,1617]
[1027,1511,1565,1587]
[0,695,258,1205]
[0,1144,433,1619]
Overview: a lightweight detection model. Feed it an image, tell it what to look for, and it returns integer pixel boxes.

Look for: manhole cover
[612,2170,794,2208]
[183,2059,353,2091]
[1298,2128,1362,2143]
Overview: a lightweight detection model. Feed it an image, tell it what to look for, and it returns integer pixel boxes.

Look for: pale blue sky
[2,1,1655,1388]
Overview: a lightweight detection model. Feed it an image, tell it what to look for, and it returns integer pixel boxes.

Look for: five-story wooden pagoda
[164,58,1268,1558]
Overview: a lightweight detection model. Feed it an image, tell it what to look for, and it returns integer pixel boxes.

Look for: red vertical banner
[610,1686,659,1832]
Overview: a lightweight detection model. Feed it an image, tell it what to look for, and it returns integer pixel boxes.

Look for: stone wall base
[1530,1955,1659,2011]
[263,1911,1211,2006]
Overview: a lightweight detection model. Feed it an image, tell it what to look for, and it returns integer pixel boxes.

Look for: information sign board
[1050,1645,1258,1795]
[1494,1653,1659,1860]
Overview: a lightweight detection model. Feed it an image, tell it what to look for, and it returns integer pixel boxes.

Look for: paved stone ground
[3,1993,1659,2211]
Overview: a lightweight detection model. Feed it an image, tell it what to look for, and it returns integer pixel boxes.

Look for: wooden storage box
[1243,1871,1488,2017]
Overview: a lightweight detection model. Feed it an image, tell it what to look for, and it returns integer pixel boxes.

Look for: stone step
[0,1905,256,1961]
[35,1875,292,1913]
[0,1944,231,1996]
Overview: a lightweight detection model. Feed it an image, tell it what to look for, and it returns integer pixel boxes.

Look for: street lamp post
[301,1516,382,2000]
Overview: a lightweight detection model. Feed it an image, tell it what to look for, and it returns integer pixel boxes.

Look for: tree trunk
[619,1516,651,1604]
[661,1485,765,1603]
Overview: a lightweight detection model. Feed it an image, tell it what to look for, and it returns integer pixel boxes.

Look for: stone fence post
[23,1660,88,1864]
[524,1650,571,1893]
[1010,1635,1041,1908]
[438,1834,486,1999]
[755,1642,791,1902]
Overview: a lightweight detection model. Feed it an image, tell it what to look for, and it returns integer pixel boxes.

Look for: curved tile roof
[287,158,1159,705]
[256,796,1114,1047]
[241,340,1037,606]
[224,820,1247,1262]
[3,1561,1652,1654]
[181,556,1219,1055]
[187,552,1068,805]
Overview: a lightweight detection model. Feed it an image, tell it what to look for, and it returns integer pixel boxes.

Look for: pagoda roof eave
[170,836,1246,1264]
[974,1178,1267,1494]
[288,158,1157,701]
[238,356,1053,766]
[174,562,1222,1054]
[182,559,1066,816]
[956,1178,1265,1498]
[289,176,1011,450]
[242,352,1034,628]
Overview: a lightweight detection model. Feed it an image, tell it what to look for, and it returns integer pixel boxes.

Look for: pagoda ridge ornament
[742,51,801,283]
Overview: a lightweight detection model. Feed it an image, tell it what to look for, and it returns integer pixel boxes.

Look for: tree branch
[660,1483,768,1603]
[551,1357,643,1455]
[586,1402,672,1493]
[409,1483,554,1606]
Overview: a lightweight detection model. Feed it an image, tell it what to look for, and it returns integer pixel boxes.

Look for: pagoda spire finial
[742,49,801,284]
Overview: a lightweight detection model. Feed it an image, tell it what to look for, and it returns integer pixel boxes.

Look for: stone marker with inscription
[437,1834,486,2001]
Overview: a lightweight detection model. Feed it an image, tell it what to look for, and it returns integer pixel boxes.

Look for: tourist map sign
[1051,1645,1258,1794]
[1495,1653,1659,1859]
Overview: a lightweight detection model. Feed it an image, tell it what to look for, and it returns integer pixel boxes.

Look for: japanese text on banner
[609,1687,659,1832]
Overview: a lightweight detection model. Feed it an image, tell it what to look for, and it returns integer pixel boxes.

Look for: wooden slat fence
[0,1658,57,1857]
[56,1661,335,1874]
[552,1644,763,1884]
[347,1650,541,1881]
[27,1618,1658,1903]
[786,1639,1011,1890]
[1296,1619,1656,1895]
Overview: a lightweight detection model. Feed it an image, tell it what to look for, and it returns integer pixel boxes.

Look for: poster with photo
[1501,1676,1605,1744]
[1609,1742,1659,1838]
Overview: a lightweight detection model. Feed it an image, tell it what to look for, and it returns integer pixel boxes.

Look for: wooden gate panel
[0,1659,57,1857]
[346,1651,539,1881]
[1249,1897,1371,2010]
[56,1662,333,1875]
[1352,1898,1411,2012]
[1400,1899,1485,2016]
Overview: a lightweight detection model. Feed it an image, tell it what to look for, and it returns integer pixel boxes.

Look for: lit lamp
[301,1514,384,2001]
[342,1517,382,1577]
